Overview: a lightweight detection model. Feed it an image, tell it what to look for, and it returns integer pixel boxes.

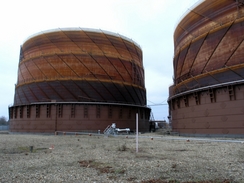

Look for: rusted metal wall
[169,85,244,136]
[9,28,150,133]
[169,0,244,136]
[9,104,150,133]
[15,28,146,105]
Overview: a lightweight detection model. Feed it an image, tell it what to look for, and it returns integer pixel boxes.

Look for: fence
[0,126,9,131]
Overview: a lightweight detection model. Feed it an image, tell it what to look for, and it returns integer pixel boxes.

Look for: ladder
[103,125,115,135]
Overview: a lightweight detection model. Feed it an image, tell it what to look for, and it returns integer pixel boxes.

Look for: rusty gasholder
[9,28,151,133]
[168,0,244,137]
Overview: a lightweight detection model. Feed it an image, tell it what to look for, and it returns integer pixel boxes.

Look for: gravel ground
[0,132,244,183]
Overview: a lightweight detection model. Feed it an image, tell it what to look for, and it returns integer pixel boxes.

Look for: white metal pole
[136,113,138,153]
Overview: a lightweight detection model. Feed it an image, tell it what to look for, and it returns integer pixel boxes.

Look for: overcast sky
[0,0,199,121]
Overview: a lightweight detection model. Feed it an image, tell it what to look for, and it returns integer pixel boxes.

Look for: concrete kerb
[54,131,244,143]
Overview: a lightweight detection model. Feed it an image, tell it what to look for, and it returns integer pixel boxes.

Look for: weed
[115,168,126,174]
[171,163,177,169]
[117,143,127,151]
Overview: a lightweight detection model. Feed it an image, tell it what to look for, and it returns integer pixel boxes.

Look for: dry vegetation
[0,132,243,183]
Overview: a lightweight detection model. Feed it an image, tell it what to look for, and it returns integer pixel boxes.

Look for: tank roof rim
[9,101,151,109]
[22,27,142,49]
[174,0,204,35]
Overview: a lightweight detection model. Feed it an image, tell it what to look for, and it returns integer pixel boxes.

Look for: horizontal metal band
[168,79,244,101]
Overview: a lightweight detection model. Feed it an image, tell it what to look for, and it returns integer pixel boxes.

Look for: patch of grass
[35,147,48,151]
[18,146,34,153]
[2,146,50,154]
[238,147,244,159]
[135,153,154,160]
[114,168,126,174]
[18,146,50,153]
[17,146,28,151]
